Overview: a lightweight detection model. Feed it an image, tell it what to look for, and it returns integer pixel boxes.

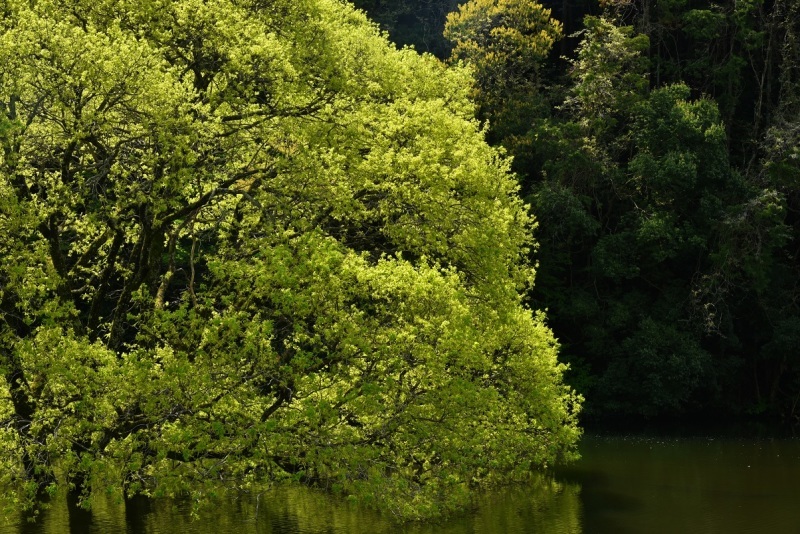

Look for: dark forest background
[353,0,800,425]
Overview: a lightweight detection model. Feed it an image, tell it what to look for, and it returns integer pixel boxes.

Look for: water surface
[3,435,799,533]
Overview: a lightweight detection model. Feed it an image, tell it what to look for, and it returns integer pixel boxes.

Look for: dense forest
[354,0,800,423]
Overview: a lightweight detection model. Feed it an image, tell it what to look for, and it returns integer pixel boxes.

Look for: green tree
[563,15,650,161]
[0,0,580,520]
[443,0,562,144]
[524,17,755,418]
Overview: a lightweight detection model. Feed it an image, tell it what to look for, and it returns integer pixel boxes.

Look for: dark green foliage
[350,0,459,57]
[432,2,800,420]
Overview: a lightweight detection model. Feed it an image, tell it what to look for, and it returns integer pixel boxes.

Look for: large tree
[0,0,580,521]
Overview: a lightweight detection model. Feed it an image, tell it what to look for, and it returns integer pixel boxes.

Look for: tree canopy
[0,0,580,521]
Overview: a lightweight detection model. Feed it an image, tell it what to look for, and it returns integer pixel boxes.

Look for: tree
[524,17,756,418]
[0,0,580,520]
[444,0,563,142]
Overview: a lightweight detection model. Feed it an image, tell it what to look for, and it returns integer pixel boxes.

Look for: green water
[3,435,800,533]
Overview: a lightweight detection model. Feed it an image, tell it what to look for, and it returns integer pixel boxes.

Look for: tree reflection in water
[1,472,581,534]
[5,436,800,533]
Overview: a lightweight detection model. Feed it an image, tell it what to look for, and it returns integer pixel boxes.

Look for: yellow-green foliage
[0,0,580,520]
[444,0,562,107]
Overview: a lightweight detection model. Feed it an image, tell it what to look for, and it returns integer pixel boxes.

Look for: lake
[3,433,800,533]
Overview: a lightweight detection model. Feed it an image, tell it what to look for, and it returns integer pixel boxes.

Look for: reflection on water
[3,436,800,533]
[1,479,582,534]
